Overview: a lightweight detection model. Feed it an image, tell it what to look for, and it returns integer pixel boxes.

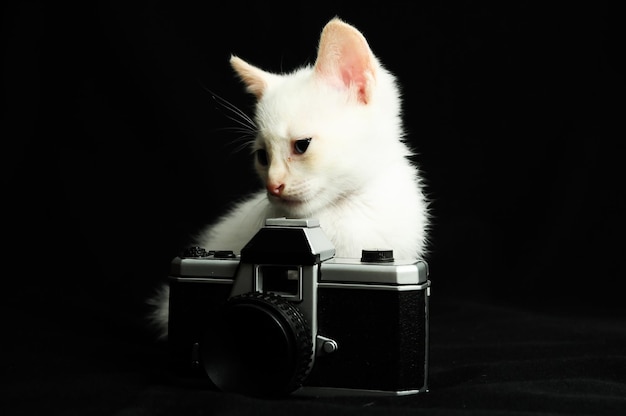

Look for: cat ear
[314,18,376,104]
[230,55,275,99]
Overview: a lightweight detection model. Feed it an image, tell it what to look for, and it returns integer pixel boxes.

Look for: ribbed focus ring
[234,292,314,387]
[202,291,314,397]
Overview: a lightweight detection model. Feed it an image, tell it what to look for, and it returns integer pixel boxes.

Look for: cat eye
[256,149,268,166]
[294,138,312,155]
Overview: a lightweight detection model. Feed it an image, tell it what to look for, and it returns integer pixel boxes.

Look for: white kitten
[149,17,430,339]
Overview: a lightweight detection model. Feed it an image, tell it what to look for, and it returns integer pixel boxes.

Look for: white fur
[148,18,429,339]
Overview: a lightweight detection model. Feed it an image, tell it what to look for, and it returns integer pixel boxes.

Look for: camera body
[168,218,430,397]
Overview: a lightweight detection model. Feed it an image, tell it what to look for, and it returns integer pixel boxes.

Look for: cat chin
[269,195,315,217]
[270,197,305,210]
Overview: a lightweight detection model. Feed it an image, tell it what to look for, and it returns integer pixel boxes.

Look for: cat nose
[267,182,285,196]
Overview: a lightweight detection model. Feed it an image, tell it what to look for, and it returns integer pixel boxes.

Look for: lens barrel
[202,292,313,397]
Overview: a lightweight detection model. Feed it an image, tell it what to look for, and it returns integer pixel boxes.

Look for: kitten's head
[231,17,410,217]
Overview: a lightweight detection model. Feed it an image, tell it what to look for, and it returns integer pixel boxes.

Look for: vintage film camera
[167,218,430,397]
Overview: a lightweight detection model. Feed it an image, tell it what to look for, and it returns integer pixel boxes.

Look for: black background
[3,2,625,415]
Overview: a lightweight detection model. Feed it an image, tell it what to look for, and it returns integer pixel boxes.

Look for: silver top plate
[170,257,239,278]
[265,217,320,227]
[320,258,429,285]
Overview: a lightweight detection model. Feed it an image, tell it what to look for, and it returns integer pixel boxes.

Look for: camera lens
[202,292,313,397]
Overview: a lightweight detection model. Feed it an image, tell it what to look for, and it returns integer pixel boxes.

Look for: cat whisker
[202,88,258,155]
[213,125,256,139]
[230,139,256,155]
[206,89,257,130]
[222,113,256,132]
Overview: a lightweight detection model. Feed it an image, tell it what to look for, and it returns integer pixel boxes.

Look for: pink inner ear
[339,57,373,103]
[230,55,268,100]
[314,19,376,104]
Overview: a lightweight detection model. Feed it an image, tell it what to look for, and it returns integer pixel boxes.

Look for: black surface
[3,290,626,416]
[3,1,625,415]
